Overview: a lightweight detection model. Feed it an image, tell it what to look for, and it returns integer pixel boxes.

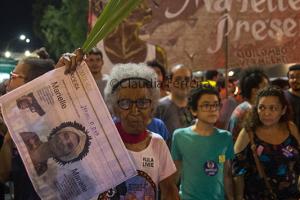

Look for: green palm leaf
[82,0,142,53]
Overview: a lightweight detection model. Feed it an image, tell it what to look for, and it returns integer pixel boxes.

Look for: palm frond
[82,0,142,53]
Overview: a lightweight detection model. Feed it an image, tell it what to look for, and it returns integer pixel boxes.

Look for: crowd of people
[0,46,299,200]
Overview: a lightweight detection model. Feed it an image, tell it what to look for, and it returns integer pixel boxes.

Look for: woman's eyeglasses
[10,72,25,80]
[117,98,152,110]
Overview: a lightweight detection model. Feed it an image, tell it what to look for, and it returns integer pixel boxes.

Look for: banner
[0,63,137,200]
[227,1,300,67]
[89,0,300,71]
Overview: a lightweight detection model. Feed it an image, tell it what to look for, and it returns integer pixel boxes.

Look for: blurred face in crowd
[192,94,221,125]
[288,70,300,92]
[85,54,103,75]
[251,77,269,99]
[114,83,152,134]
[152,66,163,83]
[6,62,28,92]
[49,131,80,158]
[258,78,269,90]
[170,66,192,100]
[257,96,286,127]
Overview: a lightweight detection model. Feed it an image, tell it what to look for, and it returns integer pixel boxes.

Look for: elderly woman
[233,86,300,200]
[96,63,178,200]
[56,50,179,199]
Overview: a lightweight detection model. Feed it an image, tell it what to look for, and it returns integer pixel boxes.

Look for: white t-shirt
[98,132,176,200]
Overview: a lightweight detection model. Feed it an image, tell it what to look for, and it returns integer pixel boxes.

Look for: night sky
[0,0,42,53]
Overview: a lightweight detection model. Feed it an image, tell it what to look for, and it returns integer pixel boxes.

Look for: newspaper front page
[0,62,137,200]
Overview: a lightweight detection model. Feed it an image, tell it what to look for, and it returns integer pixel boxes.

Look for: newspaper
[0,62,137,200]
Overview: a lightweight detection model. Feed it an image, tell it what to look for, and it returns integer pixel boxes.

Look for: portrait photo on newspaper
[16,92,46,116]
[19,121,92,176]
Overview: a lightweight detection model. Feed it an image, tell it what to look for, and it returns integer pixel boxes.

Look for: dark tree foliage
[33,0,88,60]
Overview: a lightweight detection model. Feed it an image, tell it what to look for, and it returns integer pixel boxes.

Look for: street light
[5,34,30,50]
[4,51,11,58]
[24,50,31,57]
[19,34,26,40]
[228,71,234,77]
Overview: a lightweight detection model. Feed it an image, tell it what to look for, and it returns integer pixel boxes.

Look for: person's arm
[159,172,179,200]
[0,132,13,183]
[234,175,245,200]
[233,128,250,200]
[234,129,249,155]
[224,160,234,200]
[158,133,180,200]
[287,121,300,191]
[55,48,84,73]
[173,160,182,185]
[288,121,300,144]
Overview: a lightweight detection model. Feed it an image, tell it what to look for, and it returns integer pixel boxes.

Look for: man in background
[85,47,107,96]
[147,60,169,97]
[285,64,300,131]
[155,64,194,146]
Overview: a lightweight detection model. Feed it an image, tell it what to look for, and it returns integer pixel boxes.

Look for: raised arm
[55,48,84,73]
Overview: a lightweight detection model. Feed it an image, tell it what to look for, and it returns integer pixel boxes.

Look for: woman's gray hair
[104,63,160,115]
